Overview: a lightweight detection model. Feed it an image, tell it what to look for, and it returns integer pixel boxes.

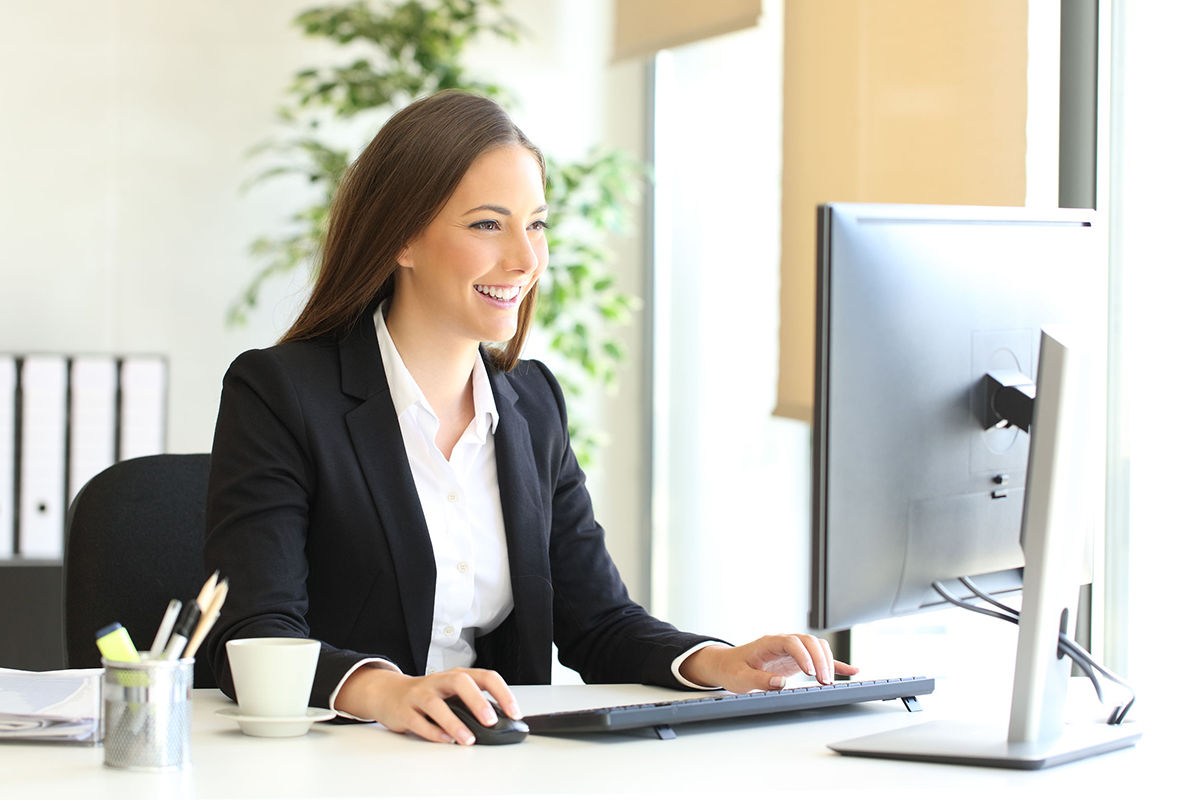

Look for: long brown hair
[279,90,545,371]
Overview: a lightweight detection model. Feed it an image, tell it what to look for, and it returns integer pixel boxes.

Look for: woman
[205,90,856,746]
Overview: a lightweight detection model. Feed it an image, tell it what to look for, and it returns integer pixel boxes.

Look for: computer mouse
[444,695,528,745]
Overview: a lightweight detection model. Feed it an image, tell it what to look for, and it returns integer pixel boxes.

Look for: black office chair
[63,453,216,688]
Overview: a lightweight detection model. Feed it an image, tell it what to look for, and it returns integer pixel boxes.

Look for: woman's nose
[505,231,540,273]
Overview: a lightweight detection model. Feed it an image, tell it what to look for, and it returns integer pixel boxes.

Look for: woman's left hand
[678,634,859,693]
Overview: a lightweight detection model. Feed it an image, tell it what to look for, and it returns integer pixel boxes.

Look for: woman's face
[396,144,549,348]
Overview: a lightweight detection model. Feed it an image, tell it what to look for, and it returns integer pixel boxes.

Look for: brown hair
[279,90,545,371]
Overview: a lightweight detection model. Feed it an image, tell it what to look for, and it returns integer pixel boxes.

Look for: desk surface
[0,678,1173,798]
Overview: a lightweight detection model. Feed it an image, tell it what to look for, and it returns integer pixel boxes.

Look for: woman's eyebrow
[463,203,550,216]
[465,204,511,216]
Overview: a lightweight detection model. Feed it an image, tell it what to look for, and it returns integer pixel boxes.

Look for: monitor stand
[830,330,1141,770]
[829,719,1139,770]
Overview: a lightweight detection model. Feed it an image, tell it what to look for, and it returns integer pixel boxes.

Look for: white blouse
[372,301,515,673]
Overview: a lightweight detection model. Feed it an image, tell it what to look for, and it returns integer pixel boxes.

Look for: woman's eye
[472,220,501,231]
[530,219,550,231]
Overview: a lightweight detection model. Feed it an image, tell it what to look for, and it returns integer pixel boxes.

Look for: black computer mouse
[443,696,529,745]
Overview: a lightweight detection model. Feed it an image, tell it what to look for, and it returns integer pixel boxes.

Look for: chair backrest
[63,453,215,688]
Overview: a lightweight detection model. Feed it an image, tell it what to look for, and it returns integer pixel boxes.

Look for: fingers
[402,711,457,745]
[820,638,836,684]
[834,659,860,676]
[444,670,500,730]
[405,673,484,746]
[772,634,836,685]
[772,634,820,683]
[424,668,522,745]
[469,668,522,720]
[394,669,516,745]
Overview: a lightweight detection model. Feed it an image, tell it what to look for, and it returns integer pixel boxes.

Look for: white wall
[650,1,809,644]
[0,0,319,454]
[0,0,650,598]
[1114,0,1200,702]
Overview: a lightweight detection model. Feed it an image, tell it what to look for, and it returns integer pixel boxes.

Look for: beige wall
[0,0,650,599]
[776,0,1029,422]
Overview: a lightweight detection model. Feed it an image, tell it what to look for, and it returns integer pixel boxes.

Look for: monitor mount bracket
[982,370,1036,432]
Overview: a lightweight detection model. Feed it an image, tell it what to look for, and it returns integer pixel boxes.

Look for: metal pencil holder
[102,657,193,771]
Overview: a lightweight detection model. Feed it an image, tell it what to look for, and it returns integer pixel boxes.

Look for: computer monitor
[810,203,1138,767]
[810,203,1103,632]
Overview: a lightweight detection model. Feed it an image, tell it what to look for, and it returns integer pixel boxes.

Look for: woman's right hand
[335,666,521,745]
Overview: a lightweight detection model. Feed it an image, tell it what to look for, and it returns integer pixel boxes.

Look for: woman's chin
[478,325,518,346]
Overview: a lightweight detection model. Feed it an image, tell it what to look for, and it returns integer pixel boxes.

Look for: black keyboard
[524,677,934,738]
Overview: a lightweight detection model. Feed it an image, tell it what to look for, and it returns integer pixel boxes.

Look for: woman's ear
[395,248,412,269]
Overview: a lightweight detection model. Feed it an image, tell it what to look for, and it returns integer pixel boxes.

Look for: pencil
[184,579,228,659]
[196,569,220,612]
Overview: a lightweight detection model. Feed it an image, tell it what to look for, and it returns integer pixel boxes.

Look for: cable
[952,577,1116,707]
[954,579,1137,722]
[931,579,1135,724]
[931,581,1018,624]
[930,581,1104,698]
[960,575,1020,617]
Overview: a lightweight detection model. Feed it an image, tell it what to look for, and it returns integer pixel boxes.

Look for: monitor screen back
[810,203,1104,631]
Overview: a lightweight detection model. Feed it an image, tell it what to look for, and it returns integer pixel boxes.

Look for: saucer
[215,707,336,738]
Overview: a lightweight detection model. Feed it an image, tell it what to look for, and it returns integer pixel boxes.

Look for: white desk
[0,678,1173,798]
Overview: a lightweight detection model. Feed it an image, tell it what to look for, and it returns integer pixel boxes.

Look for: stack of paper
[0,667,104,744]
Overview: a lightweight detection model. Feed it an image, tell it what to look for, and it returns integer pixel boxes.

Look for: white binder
[0,356,15,558]
[118,357,166,461]
[68,357,118,504]
[18,356,68,558]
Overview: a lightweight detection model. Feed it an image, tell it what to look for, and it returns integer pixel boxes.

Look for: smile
[474,284,521,302]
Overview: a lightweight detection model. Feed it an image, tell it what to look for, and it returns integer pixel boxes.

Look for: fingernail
[441,733,454,744]
[507,703,523,720]
[483,708,498,725]
[769,675,785,689]
[459,730,475,746]
[821,669,832,684]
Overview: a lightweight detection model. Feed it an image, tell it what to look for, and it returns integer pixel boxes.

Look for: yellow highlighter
[96,623,141,663]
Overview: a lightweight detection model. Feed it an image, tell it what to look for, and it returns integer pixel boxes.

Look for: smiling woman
[203,90,855,749]
[277,92,545,372]
[393,146,549,363]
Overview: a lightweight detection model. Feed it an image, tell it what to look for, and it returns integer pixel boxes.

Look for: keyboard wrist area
[674,642,730,689]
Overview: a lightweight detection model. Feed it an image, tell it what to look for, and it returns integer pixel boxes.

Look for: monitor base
[829,720,1140,770]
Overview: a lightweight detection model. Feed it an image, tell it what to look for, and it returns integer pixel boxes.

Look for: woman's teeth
[474,285,520,301]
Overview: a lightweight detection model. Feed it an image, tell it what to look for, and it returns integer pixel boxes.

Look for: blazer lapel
[341,312,435,674]
[487,358,553,681]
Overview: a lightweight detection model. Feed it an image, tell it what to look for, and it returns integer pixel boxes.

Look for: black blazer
[204,310,717,708]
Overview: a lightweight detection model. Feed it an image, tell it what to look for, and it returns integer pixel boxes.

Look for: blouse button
[457,562,469,573]
[447,492,458,503]
[443,625,455,636]
[426,667,436,676]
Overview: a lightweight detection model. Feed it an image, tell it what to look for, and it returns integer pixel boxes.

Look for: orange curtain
[613,0,762,61]
[776,0,1029,421]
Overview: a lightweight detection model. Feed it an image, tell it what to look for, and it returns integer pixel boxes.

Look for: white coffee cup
[226,638,320,718]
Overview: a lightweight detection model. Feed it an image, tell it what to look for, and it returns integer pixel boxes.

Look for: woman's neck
[384,297,477,424]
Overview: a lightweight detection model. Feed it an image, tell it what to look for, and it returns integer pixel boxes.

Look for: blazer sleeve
[530,361,728,688]
[203,348,393,709]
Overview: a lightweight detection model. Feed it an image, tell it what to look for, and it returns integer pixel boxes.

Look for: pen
[183,579,228,659]
[149,599,183,658]
[163,600,201,661]
[96,623,140,663]
[196,569,220,612]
